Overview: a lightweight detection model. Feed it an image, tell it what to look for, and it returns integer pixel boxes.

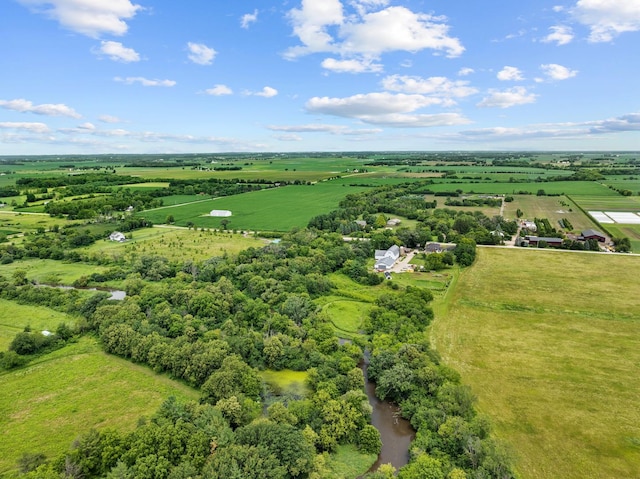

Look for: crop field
[76,227,266,264]
[0,299,74,350]
[0,337,199,475]
[0,259,109,285]
[137,183,368,231]
[573,195,640,212]
[428,180,616,196]
[430,248,640,479]
[502,195,598,231]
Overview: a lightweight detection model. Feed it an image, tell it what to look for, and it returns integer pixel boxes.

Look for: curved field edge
[0,337,199,475]
[430,248,640,479]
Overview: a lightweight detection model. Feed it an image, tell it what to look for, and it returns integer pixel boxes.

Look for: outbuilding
[581,229,606,242]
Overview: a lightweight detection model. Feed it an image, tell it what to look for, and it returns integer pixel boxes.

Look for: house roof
[525,235,563,243]
[581,229,605,238]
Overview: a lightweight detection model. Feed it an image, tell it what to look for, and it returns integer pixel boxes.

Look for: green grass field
[572,195,640,211]
[138,183,368,231]
[0,299,74,350]
[0,259,109,285]
[430,248,640,479]
[602,224,640,251]
[0,337,199,475]
[318,297,371,339]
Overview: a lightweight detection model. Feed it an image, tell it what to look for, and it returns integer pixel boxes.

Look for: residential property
[521,220,537,231]
[425,242,443,253]
[374,245,401,271]
[109,231,126,242]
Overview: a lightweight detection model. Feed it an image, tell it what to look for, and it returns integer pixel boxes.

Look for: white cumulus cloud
[458,67,475,76]
[114,77,176,87]
[241,9,258,29]
[251,86,278,98]
[477,87,537,108]
[571,0,640,42]
[187,42,217,65]
[540,63,578,80]
[542,25,574,45]
[0,122,50,133]
[285,1,463,70]
[305,91,471,127]
[205,85,233,96]
[381,75,477,99]
[0,98,81,118]
[321,57,383,73]
[17,0,142,38]
[497,66,524,81]
[99,115,123,123]
[95,41,140,62]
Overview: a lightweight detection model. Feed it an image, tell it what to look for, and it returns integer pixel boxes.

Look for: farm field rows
[0,337,199,475]
[502,195,599,232]
[431,248,640,479]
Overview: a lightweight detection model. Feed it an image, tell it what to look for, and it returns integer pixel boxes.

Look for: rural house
[374,245,401,271]
[522,235,563,247]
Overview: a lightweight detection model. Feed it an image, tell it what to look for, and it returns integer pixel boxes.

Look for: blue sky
[1,0,640,154]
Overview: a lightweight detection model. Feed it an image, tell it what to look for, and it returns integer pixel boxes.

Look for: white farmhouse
[374,245,401,271]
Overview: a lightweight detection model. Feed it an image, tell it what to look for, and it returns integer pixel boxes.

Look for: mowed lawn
[0,337,199,475]
[430,248,640,479]
[138,183,367,231]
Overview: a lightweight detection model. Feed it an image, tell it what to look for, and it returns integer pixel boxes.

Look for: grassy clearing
[326,444,377,478]
[430,248,640,479]
[0,211,82,235]
[76,226,266,264]
[261,369,309,397]
[0,299,74,350]
[0,337,199,475]
[429,181,615,196]
[0,259,108,285]
[318,297,371,338]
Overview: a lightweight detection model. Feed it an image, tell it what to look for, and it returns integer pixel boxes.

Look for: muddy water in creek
[360,357,415,474]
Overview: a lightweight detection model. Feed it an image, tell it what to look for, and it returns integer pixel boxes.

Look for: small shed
[109,232,126,242]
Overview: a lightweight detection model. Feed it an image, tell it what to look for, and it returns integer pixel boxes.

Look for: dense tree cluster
[1,223,513,478]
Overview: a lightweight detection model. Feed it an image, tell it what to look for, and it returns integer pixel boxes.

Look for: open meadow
[0,299,74,350]
[0,337,199,475]
[430,248,640,479]
[76,226,267,264]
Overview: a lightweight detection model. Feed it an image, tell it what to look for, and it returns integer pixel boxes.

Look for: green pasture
[77,227,266,264]
[156,194,207,206]
[0,259,108,285]
[137,183,368,231]
[0,299,74,350]
[0,336,199,475]
[0,211,82,235]
[430,248,640,479]
[120,182,170,189]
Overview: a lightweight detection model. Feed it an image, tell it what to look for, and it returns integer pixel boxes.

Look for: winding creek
[360,354,415,474]
[35,283,126,300]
